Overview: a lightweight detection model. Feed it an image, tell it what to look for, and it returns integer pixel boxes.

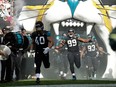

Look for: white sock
[63,73,67,77]
[72,73,75,76]
[36,73,40,78]
[60,71,63,75]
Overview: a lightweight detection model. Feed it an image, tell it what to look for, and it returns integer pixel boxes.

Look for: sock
[72,73,75,76]
[36,73,40,78]
[63,73,67,77]
[60,71,63,75]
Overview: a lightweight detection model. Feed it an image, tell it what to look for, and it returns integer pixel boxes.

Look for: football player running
[56,28,91,80]
[31,21,54,84]
[80,33,106,80]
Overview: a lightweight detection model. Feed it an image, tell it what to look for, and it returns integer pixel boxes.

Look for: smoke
[13,0,26,32]
[14,0,25,17]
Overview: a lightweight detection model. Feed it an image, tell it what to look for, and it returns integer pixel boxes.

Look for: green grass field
[0,79,116,87]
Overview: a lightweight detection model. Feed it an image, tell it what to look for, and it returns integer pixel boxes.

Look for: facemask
[69,34,73,38]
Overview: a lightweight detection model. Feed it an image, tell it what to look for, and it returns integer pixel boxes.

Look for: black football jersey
[85,41,98,57]
[66,37,79,52]
[31,31,51,52]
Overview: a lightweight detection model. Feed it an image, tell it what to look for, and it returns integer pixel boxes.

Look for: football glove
[43,47,50,54]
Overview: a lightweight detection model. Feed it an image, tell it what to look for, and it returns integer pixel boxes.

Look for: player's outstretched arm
[78,37,91,43]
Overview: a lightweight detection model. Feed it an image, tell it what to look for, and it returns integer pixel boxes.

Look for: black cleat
[36,78,40,84]
[72,75,76,80]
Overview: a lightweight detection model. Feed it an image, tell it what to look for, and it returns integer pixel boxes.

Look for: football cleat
[36,78,40,84]
[72,75,76,80]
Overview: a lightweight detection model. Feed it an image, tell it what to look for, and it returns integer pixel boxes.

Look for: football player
[56,28,91,80]
[31,21,54,84]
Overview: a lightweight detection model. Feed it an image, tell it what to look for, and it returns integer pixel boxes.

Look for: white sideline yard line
[13,84,116,87]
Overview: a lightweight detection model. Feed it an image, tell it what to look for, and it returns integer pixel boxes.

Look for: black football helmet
[87,34,92,38]
[87,33,97,42]
[68,28,75,33]
[35,21,44,30]
[68,28,75,38]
